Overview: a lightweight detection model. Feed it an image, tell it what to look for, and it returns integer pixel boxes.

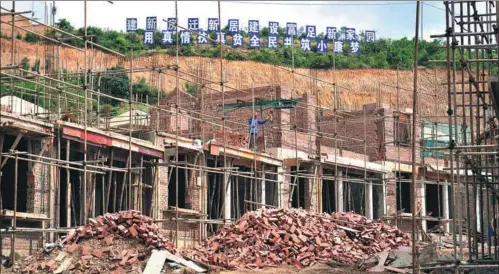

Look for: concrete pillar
[260,166,266,207]
[224,160,232,223]
[419,177,427,232]
[386,172,397,216]
[335,170,344,212]
[442,179,450,233]
[476,191,481,232]
[279,166,290,209]
[308,165,320,212]
[374,175,386,219]
[365,180,373,219]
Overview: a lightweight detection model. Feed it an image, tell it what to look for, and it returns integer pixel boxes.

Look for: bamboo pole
[411,1,420,272]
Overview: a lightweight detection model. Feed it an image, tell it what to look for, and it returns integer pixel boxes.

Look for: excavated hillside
[2,37,460,118]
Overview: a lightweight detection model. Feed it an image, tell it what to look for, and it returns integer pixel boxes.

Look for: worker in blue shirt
[248,112,269,150]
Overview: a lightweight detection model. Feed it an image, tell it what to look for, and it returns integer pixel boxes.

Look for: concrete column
[308,165,320,212]
[224,160,232,223]
[279,166,290,209]
[476,192,481,232]
[386,172,397,216]
[382,174,387,216]
[260,167,266,207]
[365,180,373,219]
[335,170,344,212]
[419,178,427,232]
[442,179,450,233]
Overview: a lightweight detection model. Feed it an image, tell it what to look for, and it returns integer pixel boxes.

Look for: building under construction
[0,0,498,272]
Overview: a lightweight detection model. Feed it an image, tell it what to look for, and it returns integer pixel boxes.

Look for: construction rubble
[13,210,176,274]
[183,207,411,269]
[9,208,413,273]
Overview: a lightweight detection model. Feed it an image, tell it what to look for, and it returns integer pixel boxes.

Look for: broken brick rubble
[183,207,411,269]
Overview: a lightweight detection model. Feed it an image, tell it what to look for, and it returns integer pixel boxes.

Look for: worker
[248,112,270,150]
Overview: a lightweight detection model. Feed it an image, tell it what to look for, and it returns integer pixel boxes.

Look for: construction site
[0,0,498,273]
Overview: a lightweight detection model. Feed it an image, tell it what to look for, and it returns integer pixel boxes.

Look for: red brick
[65,243,79,253]
[129,225,138,237]
[92,250,104,258]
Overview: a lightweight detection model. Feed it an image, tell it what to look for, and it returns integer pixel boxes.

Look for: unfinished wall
[322,103,382,161]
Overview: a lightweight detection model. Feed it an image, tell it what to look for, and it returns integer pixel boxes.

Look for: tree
[21,57,30,76]
[100,66,130,105]
[24,33,40,43]
[55,19,74,33]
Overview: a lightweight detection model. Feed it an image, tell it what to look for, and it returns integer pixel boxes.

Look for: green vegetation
[99,65,165,106]
[1,63,164,117]
[21,57,30,76]
[39,19,455,70]
[184,82,198,97]
[24,32,40,43]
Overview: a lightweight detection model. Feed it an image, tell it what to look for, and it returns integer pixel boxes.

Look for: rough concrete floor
[218,263,391,274]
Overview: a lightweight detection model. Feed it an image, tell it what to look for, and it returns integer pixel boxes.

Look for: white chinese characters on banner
[228,19,239,33]
[146,16,157,31]
[269,22,279,35]
[248,20,259,33]
[268,35,278,49]
[232,33,244,47]
[215,32,226,45]
[316,39,327,53]
[144,31,154,46]
[350,40,360,54]
[167,18,176,31]
[365,30,376,42]
[197,30,208,45]
[208,18,219,32]
[188,18,199,31]
[161,30,173,45]
[326,27,336,41]
[300,38,311,51]
[180,31,191,45]
[334,41,344,53]
[286,22,297,36]
[133,17,375,50]
[306,25,316,38]
[345,28,356,41]
[126,18,137,33]
[249,33,261,48]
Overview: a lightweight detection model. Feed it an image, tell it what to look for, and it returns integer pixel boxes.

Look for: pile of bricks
[17,211,176,274]
[213,130,249,147]
[183,208,411,269]
[62,210,175,253]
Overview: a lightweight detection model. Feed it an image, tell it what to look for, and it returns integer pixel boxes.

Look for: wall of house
[321,103,382,161]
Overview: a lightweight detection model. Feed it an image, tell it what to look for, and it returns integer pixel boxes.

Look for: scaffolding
[425,0,499,273]
[0,0,497,272]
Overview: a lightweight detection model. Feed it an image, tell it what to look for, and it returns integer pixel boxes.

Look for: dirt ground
[217,263,392,274]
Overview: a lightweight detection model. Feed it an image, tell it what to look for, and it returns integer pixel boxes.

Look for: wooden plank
[369,249,389,272]
[384,266,409,273]
[54,257,72,274]
[162,249,207,273]
[142,249,168,274]
[0,210,49,220]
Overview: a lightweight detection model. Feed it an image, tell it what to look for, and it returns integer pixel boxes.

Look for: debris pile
[16,210,175,274]
[183,208,411,269]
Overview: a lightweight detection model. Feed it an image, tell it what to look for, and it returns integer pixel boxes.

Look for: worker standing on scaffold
[248,112,270,151]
